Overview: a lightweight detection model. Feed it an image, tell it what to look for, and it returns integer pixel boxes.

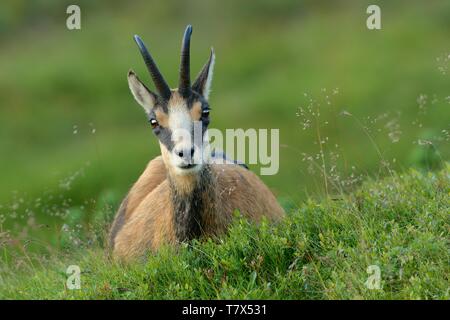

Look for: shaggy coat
[109,157,284,260]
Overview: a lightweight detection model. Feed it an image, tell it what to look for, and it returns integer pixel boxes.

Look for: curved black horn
[178,25,193,98]
[134,35,171,101]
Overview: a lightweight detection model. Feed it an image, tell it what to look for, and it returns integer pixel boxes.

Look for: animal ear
[127,70,158,113]
[192,48,215,100]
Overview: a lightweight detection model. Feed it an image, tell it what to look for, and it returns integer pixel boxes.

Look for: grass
[0,164,448,300]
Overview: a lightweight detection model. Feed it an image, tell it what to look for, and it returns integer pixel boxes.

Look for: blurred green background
[0,1,448,253]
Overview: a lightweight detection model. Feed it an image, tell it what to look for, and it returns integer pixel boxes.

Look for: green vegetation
[1,165,448,299]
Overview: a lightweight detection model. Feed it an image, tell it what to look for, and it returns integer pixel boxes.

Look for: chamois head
[128,25,215,176]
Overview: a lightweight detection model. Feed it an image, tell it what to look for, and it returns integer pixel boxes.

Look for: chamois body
[109,25,285,260]
[110,156,284,260]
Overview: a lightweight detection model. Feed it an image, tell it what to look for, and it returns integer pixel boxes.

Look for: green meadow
[0,1,448,298]
[1,166,448,299]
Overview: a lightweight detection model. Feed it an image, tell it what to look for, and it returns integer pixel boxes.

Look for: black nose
[175,147,195,160]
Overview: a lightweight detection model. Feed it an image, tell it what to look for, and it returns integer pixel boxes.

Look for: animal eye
[202,109,210,117]
[149,118,159,129]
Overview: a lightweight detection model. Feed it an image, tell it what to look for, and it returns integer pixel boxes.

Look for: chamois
[109,25,285,260]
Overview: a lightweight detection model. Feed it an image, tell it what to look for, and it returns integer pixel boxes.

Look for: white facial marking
[168,104,204,174]
[169,106,192,143]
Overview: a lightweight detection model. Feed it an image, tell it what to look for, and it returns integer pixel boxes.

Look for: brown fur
[154,109,169,128]
[110,157,284,261]
[190,101,203,120]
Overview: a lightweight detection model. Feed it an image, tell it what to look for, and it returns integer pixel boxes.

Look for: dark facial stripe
[155,126,174,151]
